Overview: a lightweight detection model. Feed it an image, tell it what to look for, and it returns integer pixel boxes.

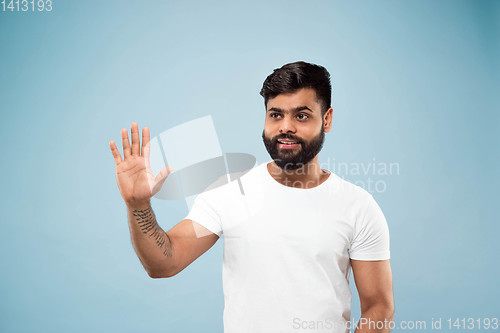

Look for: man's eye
[270,113,281,118]
[297,114,308,120]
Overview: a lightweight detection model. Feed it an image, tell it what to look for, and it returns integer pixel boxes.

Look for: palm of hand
[110,123,172,207]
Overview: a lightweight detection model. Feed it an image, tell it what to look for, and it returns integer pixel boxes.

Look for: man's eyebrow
[267,106,313,113]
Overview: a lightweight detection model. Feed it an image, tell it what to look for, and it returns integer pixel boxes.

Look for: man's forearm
[127,201,175,277]
[354,304,394,333]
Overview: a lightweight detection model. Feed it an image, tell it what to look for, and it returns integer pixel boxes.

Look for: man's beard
[262,127,325,170]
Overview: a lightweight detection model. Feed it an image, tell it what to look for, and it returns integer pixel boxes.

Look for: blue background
[1,0,498,332]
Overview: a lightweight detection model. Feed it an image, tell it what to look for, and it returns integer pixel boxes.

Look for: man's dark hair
[260,61,332,115]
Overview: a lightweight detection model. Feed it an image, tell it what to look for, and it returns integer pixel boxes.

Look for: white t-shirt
[185,161,390,333]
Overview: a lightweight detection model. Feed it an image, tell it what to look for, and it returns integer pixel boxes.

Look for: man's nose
[279,115,296,134]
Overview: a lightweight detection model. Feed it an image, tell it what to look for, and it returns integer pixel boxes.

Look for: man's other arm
[351,259,394,333]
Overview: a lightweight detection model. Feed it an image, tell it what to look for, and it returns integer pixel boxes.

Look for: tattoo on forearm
[133,207,173,257]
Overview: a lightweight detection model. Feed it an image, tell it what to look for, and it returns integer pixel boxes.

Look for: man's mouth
[277,139,300,149]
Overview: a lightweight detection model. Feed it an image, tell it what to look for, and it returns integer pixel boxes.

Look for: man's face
[262,88,332,170]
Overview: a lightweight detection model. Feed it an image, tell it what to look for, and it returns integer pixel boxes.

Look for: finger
[109,140,122,165]
[141,127,150,158]
[131,122,140,156]
[121,128,131,158]
[154,166,174,185]
[151,166,174,194]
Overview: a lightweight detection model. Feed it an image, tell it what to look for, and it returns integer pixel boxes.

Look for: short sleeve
[349,194,390,260]
[184,194,223,237]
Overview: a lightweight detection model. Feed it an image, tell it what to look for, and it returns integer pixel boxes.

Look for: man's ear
[323,107,333,133]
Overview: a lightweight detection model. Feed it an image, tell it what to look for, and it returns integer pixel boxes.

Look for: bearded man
[110,61,394,333]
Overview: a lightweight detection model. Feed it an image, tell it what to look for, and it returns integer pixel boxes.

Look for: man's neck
[267,157,329,189]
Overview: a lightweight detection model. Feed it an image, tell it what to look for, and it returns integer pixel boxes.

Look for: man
[110,61,394,333]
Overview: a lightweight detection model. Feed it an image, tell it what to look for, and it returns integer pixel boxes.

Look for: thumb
[151,166,174,193]
[155,166,173,182]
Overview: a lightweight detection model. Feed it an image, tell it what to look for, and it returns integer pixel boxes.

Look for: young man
[110,61,394,333]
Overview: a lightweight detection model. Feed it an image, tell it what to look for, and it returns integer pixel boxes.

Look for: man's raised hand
[109,123,173,208]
